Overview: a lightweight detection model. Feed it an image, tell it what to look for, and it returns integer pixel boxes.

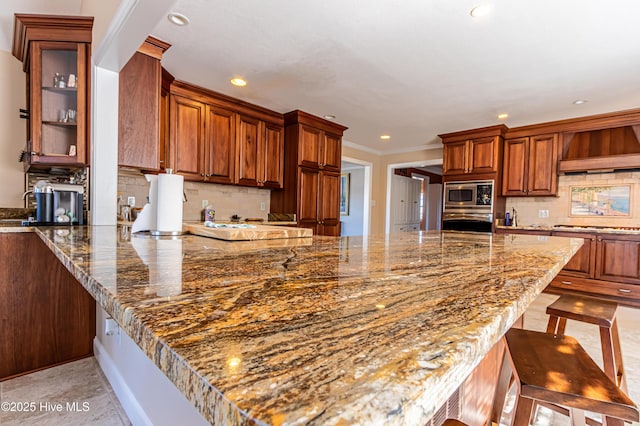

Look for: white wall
[0,50,27,207]
[95,307,209,426]
[340,167,365,236]
[427,183,442,230]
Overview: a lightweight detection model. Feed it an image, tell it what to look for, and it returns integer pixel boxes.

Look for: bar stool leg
[599,319,626,392]
[611,319,625,391]
[545,315,568,334]
[568,408,586,426]
[603,416,624,426]
[546,315,559,333]
[512,394,535,426]
[600,325,618,387]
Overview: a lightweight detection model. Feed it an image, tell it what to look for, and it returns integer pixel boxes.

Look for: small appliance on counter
[33,180,84,225]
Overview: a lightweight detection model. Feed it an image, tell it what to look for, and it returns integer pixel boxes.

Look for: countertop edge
[33,227,254,425]
[29,227,583,425]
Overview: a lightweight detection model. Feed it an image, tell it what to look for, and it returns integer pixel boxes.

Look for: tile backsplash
[506,171,640,227]
[118,169,270,222]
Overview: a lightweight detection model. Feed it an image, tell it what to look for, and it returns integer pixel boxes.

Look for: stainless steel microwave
[443,180,494,212]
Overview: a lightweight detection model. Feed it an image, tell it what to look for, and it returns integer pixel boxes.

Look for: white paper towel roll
[131,174,159,233]
[156,172,184,232]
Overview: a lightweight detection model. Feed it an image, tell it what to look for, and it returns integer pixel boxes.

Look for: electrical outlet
[538,209,549,218]
[127,196,135,207]
[202,199,209,209]
[260,202,266,211]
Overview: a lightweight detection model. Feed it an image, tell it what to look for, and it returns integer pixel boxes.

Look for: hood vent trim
[559,125,640,173]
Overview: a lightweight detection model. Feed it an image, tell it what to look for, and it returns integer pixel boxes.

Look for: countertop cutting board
[184,223,312,241]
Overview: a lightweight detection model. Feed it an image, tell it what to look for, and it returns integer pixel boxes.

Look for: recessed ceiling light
[470,4,491,18]
[230,77,247,87]
[323,115,336,120]
[380,134,391,140]
[497,113,509,119]
[167,12,190,26]
[573,99,588,105]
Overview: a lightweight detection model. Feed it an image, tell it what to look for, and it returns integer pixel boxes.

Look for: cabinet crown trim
[438,124,508,142]
[284,110,348,134]
[170,80,284,125]
[12,14,93,66]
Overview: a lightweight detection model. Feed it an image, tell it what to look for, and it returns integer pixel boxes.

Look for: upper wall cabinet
[439,125,507,180]
[502,133,559,196]
[298,123,342,172]
[118,36,171,171]
[12,14,93,170]
[168,81,283,188]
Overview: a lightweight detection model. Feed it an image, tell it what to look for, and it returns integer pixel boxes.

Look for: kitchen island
[31,226,580,425]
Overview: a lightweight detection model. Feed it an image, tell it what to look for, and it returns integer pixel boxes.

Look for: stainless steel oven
[442,180,494,232]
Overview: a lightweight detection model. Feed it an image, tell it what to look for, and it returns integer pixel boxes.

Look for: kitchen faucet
[22,189,33,203]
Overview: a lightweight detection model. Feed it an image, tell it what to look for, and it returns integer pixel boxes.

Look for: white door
[390,175,422,232]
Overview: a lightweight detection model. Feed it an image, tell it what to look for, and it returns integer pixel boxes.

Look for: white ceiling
[3,0,640,155]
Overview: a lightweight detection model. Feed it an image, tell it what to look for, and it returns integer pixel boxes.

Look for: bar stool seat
[546,294,625,390]
[504,328,638,426]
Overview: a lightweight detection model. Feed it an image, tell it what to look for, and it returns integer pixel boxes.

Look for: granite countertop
[495,224,640,235]
[18,226,581,425]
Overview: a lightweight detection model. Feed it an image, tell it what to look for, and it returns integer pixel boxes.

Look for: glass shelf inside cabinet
[40,49,78,157]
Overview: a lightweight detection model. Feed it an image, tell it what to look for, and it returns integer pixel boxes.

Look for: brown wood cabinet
[552,231,596,278]
[118,36,171,171]
[168,81,283,188]
[236,115,283,188]
[298,124,342,172]
[443,137,499,175]
[170,94,206,180]
[297,167,341,235]
[439,125,507,180]
[271,110,348,236]
[0,232,95,381]
[206,105,236,184]
[596,234,640,284]
[548,231,640,305]
[12,14,93,170]
[502,133,558,196]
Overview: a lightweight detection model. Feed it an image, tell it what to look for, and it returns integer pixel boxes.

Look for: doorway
[340,157,372,236]
[385,160,443,234]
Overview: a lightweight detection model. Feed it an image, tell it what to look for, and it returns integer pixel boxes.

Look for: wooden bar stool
[504,328,638,426]
[546,294,625,390]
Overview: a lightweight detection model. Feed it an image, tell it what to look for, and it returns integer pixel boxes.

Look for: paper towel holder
[150,229,185,236]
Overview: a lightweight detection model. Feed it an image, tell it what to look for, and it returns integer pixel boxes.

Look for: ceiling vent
[558,125,640,173]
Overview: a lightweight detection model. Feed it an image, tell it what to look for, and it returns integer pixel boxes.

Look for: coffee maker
[34,180,84,225]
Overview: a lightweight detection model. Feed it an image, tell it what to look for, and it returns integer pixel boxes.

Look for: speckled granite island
[31,226,580,425]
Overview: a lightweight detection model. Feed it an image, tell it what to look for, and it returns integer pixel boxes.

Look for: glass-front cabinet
[12,14,93,169]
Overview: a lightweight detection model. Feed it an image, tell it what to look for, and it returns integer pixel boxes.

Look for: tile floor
[0,292,638,426]
[0,357,130,426]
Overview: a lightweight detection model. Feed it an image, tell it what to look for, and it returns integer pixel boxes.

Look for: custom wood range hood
[559,125,640,174]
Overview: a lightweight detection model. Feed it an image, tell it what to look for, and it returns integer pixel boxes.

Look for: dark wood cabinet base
[0,232,96,381]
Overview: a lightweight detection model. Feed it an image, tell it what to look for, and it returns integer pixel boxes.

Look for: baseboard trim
[93,338,153,426]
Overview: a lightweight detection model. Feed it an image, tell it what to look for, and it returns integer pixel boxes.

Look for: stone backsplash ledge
[118,169,271,222]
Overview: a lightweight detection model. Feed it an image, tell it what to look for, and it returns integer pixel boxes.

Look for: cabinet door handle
[618,288,632,293]
[200,173,205,177]
[561,281,573,285]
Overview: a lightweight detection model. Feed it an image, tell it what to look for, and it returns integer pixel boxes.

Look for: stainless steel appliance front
[442,180,494,232]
